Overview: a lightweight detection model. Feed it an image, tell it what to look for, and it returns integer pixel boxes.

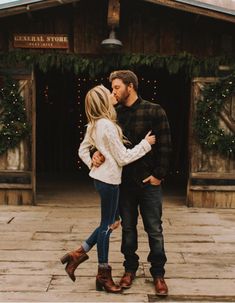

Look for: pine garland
[0,50,234,78]
[1,51,235,157]
[194,73,235,157]
[0,78,30,155]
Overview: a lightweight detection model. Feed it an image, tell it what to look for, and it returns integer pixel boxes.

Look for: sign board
[13,34,69,49]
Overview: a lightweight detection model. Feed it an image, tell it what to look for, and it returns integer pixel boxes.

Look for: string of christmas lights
[77,78,85,170]
[140,78,158,102]
[76,77,108,169]
[43,84,49,104]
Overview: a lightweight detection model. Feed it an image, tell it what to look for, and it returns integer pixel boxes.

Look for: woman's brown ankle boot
[60,246,89,282]
[96,265,122,293]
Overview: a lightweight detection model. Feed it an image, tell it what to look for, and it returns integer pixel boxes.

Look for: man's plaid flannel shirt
[116,97,172,187]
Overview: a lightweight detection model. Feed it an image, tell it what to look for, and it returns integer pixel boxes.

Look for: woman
[60,85,155,293]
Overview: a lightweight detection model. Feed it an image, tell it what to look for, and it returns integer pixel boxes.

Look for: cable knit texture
[78,118,151,185]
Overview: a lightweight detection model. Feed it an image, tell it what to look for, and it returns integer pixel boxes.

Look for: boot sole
[156,292,168,296]
[120,284,132,289]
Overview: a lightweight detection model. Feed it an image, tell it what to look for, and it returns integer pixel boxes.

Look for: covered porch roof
[0,0,80,17]
[0,0,235,23]
[145,0,235,23]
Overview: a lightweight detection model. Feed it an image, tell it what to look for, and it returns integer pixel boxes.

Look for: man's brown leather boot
[60,246,89,282]
[119,272,136,289]
[154,277,168,296]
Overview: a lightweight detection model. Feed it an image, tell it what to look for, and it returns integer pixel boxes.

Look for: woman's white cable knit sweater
[78,118,151,185]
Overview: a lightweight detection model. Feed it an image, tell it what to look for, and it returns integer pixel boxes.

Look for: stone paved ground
[0,180,235,302]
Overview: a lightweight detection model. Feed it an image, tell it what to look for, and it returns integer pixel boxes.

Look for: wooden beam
[0,184,32,189]
[107,0,120,27]
[190,172,235,179]
[190,185,235,191]
[144,0,235,23]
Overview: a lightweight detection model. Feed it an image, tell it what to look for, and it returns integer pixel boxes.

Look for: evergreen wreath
[194,72,235,157]
[0,77,30,155]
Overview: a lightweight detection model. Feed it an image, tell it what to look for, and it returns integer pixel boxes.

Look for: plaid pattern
[116,97,172,186]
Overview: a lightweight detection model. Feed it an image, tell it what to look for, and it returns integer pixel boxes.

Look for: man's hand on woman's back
[92,151,105,168]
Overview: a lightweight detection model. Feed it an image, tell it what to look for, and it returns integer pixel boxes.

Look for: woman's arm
[103,121,152,167]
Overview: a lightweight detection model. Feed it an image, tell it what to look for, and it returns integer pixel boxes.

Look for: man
[92,70,171,296]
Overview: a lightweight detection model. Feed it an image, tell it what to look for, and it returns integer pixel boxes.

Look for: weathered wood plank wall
[0,75,35,205]
[187,78,235,208]
[0,0,234,55]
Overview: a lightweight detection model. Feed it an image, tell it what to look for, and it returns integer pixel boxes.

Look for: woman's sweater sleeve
[78,131,92,169]
[104,122,151,166]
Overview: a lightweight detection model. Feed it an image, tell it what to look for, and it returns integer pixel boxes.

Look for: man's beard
[118,88,130,104]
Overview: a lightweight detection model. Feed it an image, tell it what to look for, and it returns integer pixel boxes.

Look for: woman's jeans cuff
[82,241,91,253]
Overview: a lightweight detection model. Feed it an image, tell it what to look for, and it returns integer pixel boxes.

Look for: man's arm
[91,150,105,168]
[152,106,172,180]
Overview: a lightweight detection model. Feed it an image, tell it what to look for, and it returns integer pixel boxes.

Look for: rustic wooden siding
[0,0,234,55]
[0,73,35,205]
[187,78,235,208]
[120,0,235,55]
[73,0,108,54]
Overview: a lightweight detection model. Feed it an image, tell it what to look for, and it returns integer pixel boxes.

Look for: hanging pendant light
[101,28,122,49]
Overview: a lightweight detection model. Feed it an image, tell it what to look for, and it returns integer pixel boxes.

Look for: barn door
[187,77,235,208]
[0,69,36,205]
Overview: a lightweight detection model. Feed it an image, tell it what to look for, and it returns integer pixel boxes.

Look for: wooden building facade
[0,0,234,207]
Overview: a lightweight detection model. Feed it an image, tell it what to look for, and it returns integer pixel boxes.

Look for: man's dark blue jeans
[84,179,119,264]
[119,182,167,278]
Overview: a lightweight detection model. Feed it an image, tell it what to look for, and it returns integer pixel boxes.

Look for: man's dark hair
[109,70,138,91]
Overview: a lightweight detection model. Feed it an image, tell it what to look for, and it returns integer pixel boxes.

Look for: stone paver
[0,184,235,302]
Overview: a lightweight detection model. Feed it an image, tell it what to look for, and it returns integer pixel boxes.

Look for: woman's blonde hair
[84,85,125,146]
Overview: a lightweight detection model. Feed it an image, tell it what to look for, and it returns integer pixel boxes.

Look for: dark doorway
[35,68,190,197]
[35,70,109,196]
[35,69,84,189]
